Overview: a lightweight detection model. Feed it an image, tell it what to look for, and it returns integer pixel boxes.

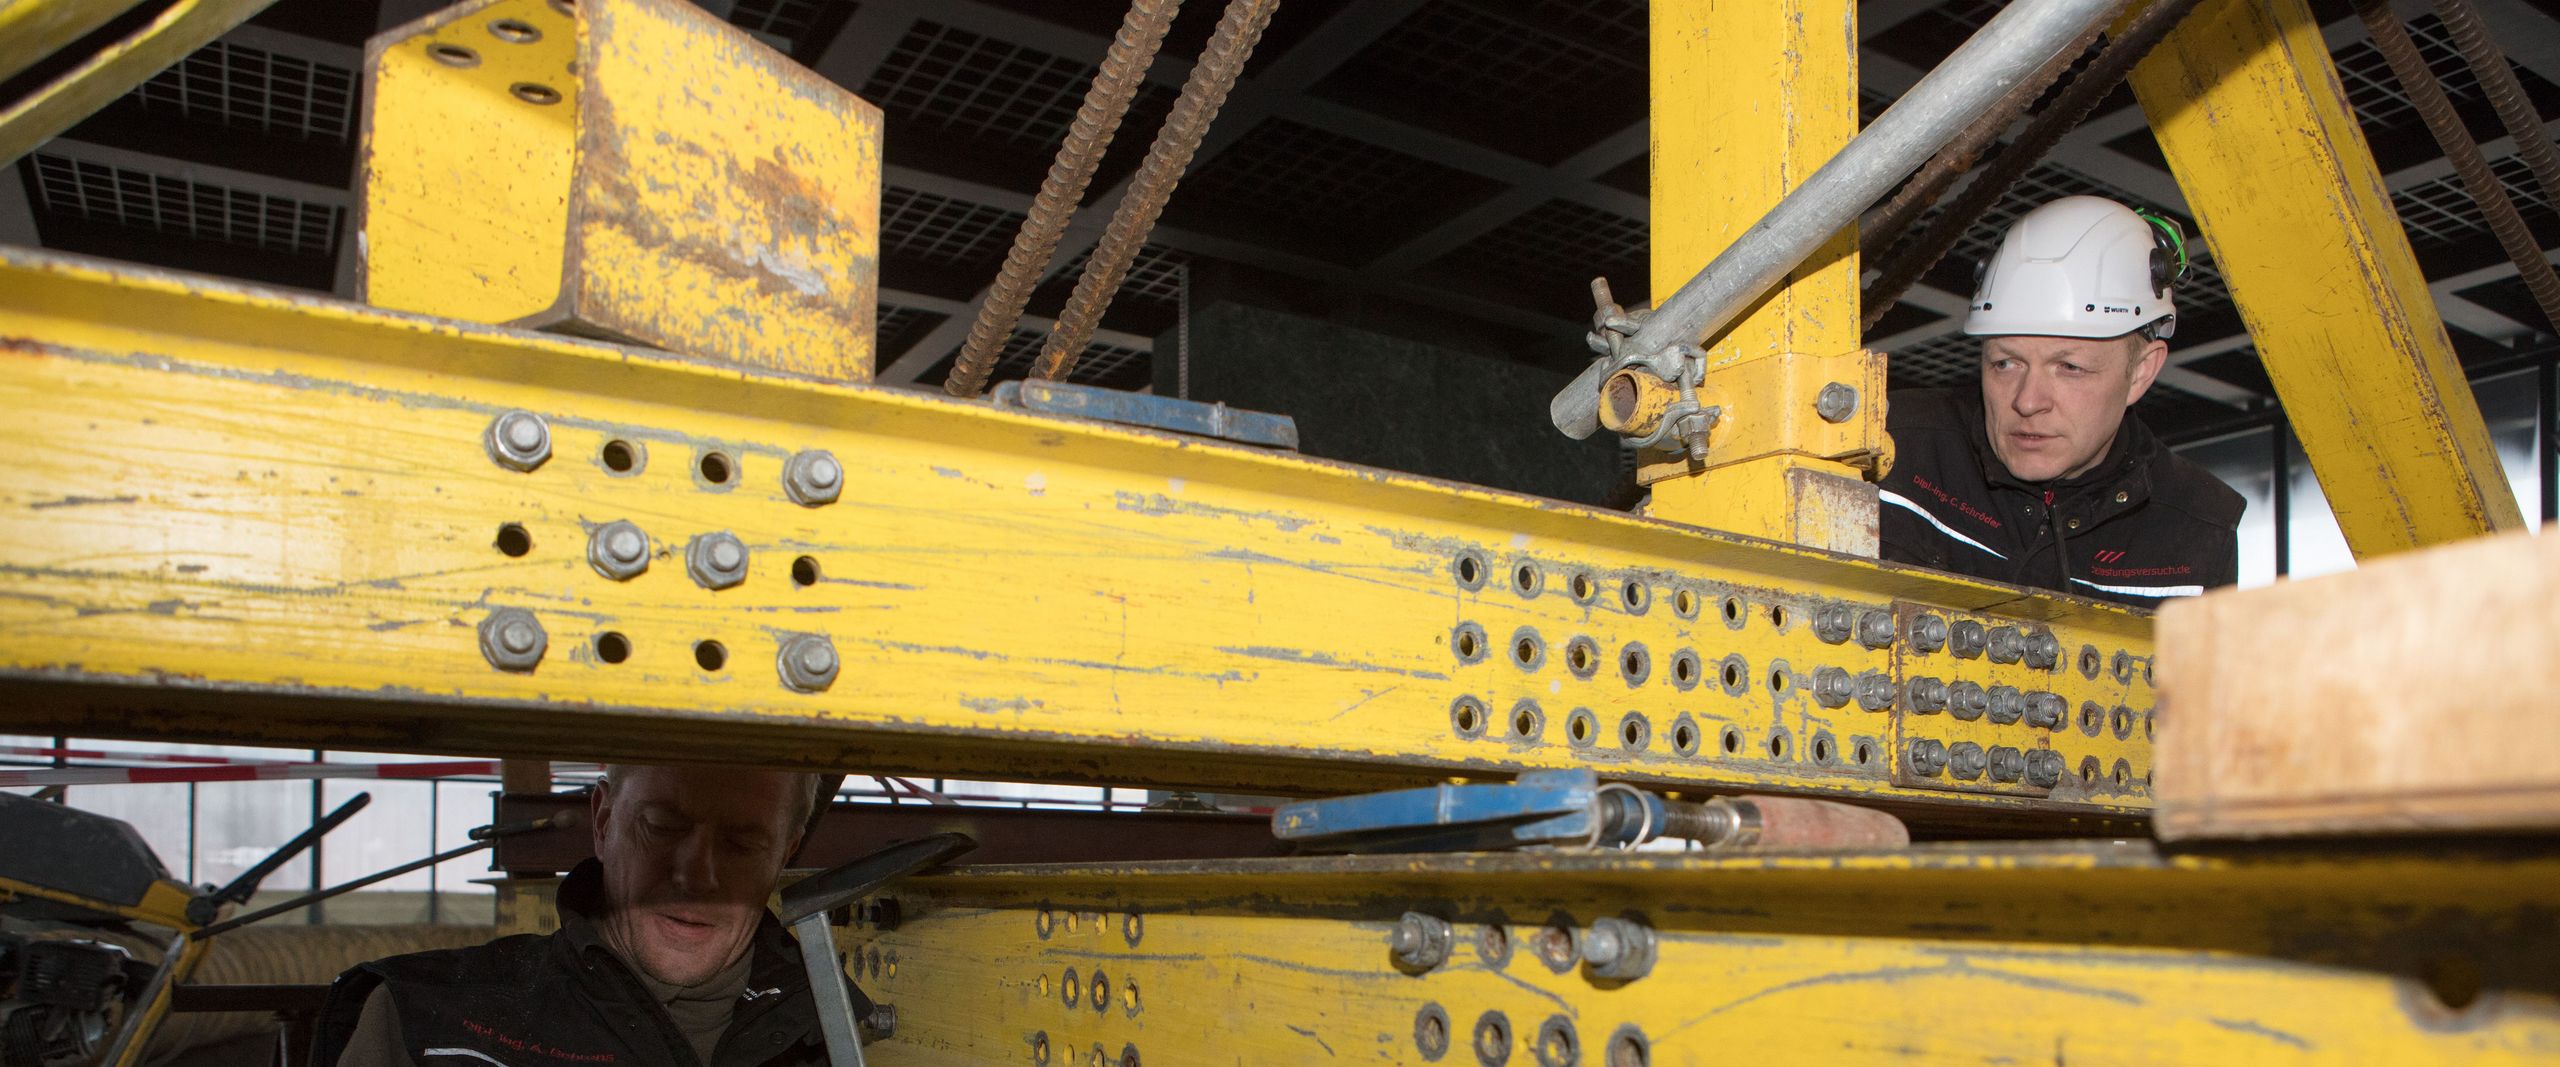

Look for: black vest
[313,860,848,1067]
[1877,388,2244,607]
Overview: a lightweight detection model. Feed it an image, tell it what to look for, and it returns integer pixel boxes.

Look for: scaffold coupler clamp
[1551,277,1718,463]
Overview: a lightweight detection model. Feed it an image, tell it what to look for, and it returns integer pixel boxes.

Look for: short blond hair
[601,764,824,832]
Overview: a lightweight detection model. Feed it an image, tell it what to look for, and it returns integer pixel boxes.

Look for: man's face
[591,766,805,987]
[1979,333,2166,482]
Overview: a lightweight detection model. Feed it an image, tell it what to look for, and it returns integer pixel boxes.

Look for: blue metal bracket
[1272,770,1671,853]
[989,379,1300,450]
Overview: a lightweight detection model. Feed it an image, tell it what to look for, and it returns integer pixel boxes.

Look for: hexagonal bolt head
[685,532,750,590]
[586,520,652,581]
[1947,681,1987,722]
[2024,749,2066,789]
[1580,918,1656,982]
[776,633,840,693]
[783,449,844,507]
[1811,603,1855,644]
[1986,626,2026,664]
[2023,692,2067,730]
[1987,746,2027,783]
[1947,741,1988,781]
[1949,620,1988,658]
[1814,382,1859,423]
[484,411,552,471]
[1390,911,1454,972]
[1855,671,1897,712]
[1810,666,1854,709]
[1906,738,1948,777]
[1986,685,2024,725]
[1907,677,1948,713]
[1907,614,1948,654]
[477,607,547,672]
[1852,610,1896,650]
[860,1004,897,1041]
[2023,630,2062,671]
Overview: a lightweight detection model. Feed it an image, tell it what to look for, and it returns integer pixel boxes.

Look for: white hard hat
[1963,195,2180,340]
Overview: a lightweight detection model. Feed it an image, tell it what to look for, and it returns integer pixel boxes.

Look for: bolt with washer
[1811,666,1854,709]
[1580,918,1655,982]
[587,520,652,580]
[2024,630,2062,670]
[1906,738,1948,777]
[1907,677,1948,713]
[1987,746,2026,783]
[1854,671,1897,712]
[1986,685,2023,725]
[484,411,552,471]
[685,532,750,590]
[1854,610,1896,650]
[2023,692,2067,729]
[1390,912,1453,973]
[1815,383,1859,423]
[783,449,844,507]
[1811,603,1855,644]
[1947,741,1988,781]
[1986,626,2026,664]
[477,607,547,672]
[1947,681,1988,721]
[2025,749,2066,789]
[1908,614,1948,653]
[776,633,840,693]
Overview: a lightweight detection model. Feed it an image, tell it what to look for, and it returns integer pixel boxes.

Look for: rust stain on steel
[1217,646,1448,681]
[27,494,140,509]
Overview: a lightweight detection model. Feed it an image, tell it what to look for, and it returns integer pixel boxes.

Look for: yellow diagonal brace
[2131,0,2523,557]
[0,0,275,164]
[0,0,140,86]
[1645,0,1883,553]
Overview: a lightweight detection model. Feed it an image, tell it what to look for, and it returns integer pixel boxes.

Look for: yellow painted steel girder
[2131,0,2525,558]
[1643,0,1887,553]
[0,0,140,85]
[0,249,2156,825]
[842,842,2560,1064]
[0,0,276,163]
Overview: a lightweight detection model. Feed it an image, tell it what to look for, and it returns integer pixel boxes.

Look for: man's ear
[589,778,613,854]
[2124,336,2169,406]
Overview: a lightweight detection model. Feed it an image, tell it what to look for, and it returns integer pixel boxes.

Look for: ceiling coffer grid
[1447,198,1648,281]
[1335,0,1640,117]
[28,153,341,257]
[970,327,1149,386]
[878,186,1028,267]
[860,19,1177,151]
[1049,243,1189,304]
[131,40,355,143]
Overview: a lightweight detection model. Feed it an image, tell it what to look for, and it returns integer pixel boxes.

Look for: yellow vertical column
[1644,0,1883,554]
[2131,0,2522,556]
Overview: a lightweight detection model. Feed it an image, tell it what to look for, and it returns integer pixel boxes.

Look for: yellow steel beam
[2130,0,2524,559]
[0,0,139,86]
[0,249,2158,823]
[842,842,2560,1064]
[1644,0,1886,554]
[0,0,275,164]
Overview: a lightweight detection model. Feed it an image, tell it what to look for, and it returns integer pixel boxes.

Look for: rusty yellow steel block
[0,250,2157,825]
[358,0,880,382]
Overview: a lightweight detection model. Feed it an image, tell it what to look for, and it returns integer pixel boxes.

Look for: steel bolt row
[1392,914,1654,983]
[1904,739,2068,788]
[475,609,835,691]
[1809,605,2063,670]
[483,411,842,509]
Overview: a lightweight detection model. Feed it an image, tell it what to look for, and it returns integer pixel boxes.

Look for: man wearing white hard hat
[1877,195,2242,607]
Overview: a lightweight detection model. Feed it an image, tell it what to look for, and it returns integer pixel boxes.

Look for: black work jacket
[1877,388,2243,608]
[313,860,844,1067]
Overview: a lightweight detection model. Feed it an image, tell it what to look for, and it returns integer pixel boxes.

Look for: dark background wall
[1154,300,1626,506]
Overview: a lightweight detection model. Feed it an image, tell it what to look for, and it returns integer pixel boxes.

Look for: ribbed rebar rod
[2430,0,2560,330]
[1859,19,2108,265]
[943,0,1184,398]
[1035,0,1279,383]
[2360,0,2560,333]
[1860,0,2198,334]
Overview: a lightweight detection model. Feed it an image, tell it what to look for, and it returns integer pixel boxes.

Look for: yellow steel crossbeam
[2130,0,2524,558]
[0,0,277,164]
[841,841,2560,1064]
[0,0,141,85]
[0,249,2157,823]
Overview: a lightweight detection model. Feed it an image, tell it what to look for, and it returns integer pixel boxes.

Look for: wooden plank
[2153,530,2560,839]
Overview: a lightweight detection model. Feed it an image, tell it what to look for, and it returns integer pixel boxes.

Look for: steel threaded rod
[2358,0,2560,334]
[1862,0,2193,333]
[2428,0,2560,332]
[943,0,1185,398]
[1034,0,1280,383]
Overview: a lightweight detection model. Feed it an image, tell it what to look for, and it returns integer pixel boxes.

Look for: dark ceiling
[6,0,2557,441]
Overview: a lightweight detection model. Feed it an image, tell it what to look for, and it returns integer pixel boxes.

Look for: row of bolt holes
[1455,697,1878,769]
[492,439,818,673]
[425,4,576,105]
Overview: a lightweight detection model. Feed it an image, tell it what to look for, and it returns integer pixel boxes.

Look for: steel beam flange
[783,449,844,507]
[478,607,547,671]
[686,531,750,590]
[777,633,840,693]
[484,410,552,471]
[587,520,651,580]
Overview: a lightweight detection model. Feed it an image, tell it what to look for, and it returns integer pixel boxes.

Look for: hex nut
[586,520,651,580]
[1812,603,1855,644]
[1815,382,1859,423]
[1854,671,1897,712]
[1391,912,1454,973]
[685,531,750,590]
[1580,917,1656,982]
[2025,749,2066,789]
[2024,630,2062,671]
[1987,745,2025,783]
[477,607,547,672]
[1907,613,1949,654]
[1947,741,1988,781]
[1947,681,1988,722]
[783,449,844,507]
[1855,610,1896,650]
[2023,692,2067,730]
[1907,677,1948,713]
[1950,620,1988,658]
[1986,685,2024,725]
[1811,666,1854,709]
[776,633,840,693]
[1987,626,2025,664]
[1906,738,1948,777]
[484,410,552,471]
